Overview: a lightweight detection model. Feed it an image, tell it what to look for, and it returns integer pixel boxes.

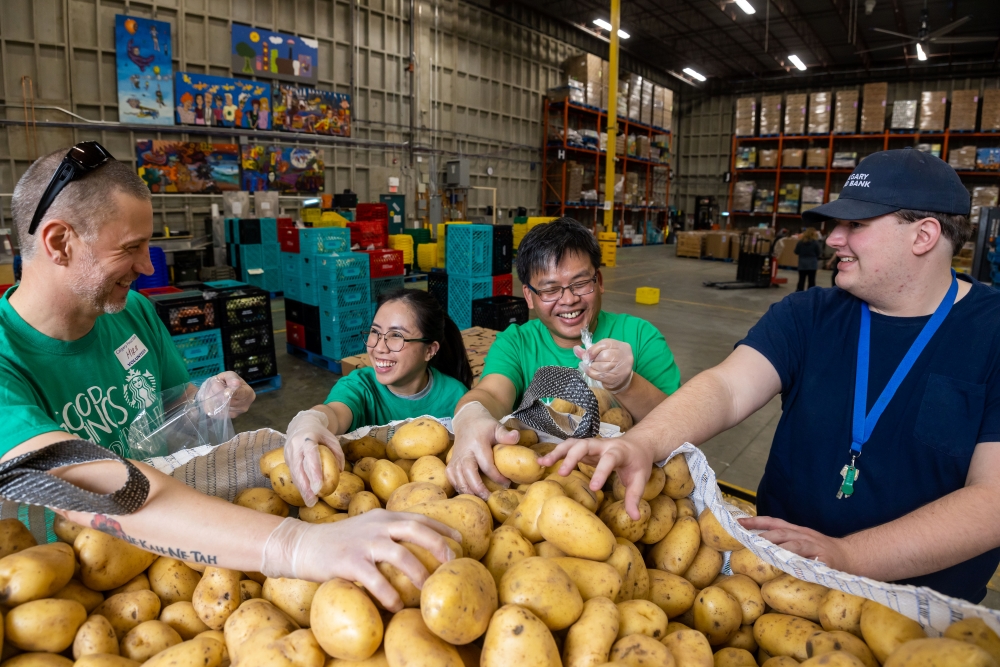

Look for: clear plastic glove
[284,409,345,507]
[446,401,519,500]
[196,372,256,417]
[573,339,635,394]
[260,511,462,611]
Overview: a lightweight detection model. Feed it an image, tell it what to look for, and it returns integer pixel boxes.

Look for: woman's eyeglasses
[365,330,429,352]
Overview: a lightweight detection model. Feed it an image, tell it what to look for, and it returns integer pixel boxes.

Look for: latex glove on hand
[284,409,346,507]
[195,371,256,418]
[446,401,518,500]
[260,510,462,611]
[574,339,635,393]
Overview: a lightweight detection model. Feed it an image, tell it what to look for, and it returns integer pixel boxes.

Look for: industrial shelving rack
[541,99,671,246]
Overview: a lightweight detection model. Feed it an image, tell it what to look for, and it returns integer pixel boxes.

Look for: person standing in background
[795,227,823,291]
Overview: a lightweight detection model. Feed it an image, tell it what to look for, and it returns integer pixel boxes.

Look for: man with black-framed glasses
[446,217,681,498]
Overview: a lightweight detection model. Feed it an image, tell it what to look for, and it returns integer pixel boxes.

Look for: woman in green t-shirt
[283,288,472,506]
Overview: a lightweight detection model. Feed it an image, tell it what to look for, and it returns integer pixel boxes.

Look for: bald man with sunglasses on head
[0,145,460,612]
[446,217,682,498]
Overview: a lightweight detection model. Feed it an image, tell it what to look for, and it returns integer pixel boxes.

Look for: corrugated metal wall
[0,0,644,239]
[672,76,1000,218]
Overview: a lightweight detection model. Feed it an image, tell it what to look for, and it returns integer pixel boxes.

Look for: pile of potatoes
[0,416,996,667]
[550,393,633,433]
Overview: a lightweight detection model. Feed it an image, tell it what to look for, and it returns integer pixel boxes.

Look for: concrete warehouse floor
[234,244,1000,607]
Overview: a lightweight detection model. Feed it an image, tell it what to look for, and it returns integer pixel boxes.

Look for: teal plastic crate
[260,218,278,242]
[240,245,263,270]
[319,304,371,360]
[263,242,281,269]
[448,274,493,330]
[300,255,319,283]
[188,358,226,386]
[172,329,224,376]
[318,279,370,311]
[315,252,369,282]
[446,224,493,276]
[300,228,350,255]
[283,273,301,302]
[371,276,404,305]
[281,253,299,276]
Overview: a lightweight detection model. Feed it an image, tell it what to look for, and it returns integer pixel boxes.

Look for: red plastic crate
[139,286,183,297]
[279,227,301,253]
[348,221,388,250]
[286,321,307,349]
[278,217,296,229]
[363,249,405,278]
[492,274,513,296]
[356,203,388,222]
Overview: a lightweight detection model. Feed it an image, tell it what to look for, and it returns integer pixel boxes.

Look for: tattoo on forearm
[91,514,218,565]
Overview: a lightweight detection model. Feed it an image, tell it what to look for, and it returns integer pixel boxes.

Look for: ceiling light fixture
[592,18,630,39]
[788,54,807,71]
[683,67,707,82]
[734,0,756,14]
[916,42,927,60]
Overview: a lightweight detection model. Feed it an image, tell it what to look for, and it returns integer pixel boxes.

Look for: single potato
[612,468,665,502]
[729,548,782,585]
[107,573,149,596]
[92,590,162,640]
[0,518,37,557]
[693,586,742,645]
[602,408,634,432]
[385,608,463,667]
[73,529,158,592]
[52,515,85,545]
[269,463,306,506]
[369,460,410,503]
[298,500,341,524]
[191,567,242,630]
[234,488,290,517]
[241,579,263,602]
[719,624,758,654]
[505,481,565,543]
[348,491,382,516]
[386,481,447,512]
[390,418,451,458]
[818,590,866,638]
[408,456,455,496]
[882,637,996,667]
[641,496,677,545]
[119,620,182,663]
[538,496,617,561]
[262,577,320,627]
[420,558,498,645]
[352,456,378,484]
[698,508,744,552]
[405,497,493,560]
[53,579,104,613]
[647,516,700,575]
[753,613,823,661]
[662,455,695,499]
[5,598,87,652]
[481,604,561,667]
[599,500,651,543]
[258,448,286,476]
[483,526,536,588]
[714,647,758,667]
[715,574,765,626]
[859,600,926,664]
[487,489,524,523]
[761,574,828,622]
[494,445,547,485]
[159,601,211,639]
[148,557,202,605]
[943,617,1000,663]
[1,655,75,667]
[806,630,878,667]
[73,614,120,658]
[646,569,697,618]
[143,635,226,667]
[608,633,675,666]
[551,557,622,602]
[662,629,714,667]
[616,599,667,640]
[498,557,584,631]
[535,541,567,558]
[310,578,383,661]
[222,598,298,664]
[606,538,649,602]
[563,596,620,667]
[343,435,386,462]
[321,472,365,510]
[0,542,76,605]
[682,544,724,589]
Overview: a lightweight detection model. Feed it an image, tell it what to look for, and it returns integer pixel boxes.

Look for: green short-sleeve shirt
[325,366,468,432]
[481,310,681,407]
[0,289,190,459]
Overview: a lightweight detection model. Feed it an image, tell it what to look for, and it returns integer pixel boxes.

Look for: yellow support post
[602,0,621,236]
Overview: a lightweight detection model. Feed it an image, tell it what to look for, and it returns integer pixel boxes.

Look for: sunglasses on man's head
[29,142,115,235]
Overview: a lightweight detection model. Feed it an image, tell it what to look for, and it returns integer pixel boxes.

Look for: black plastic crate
[224,324,274,360]
[215,287,272,328]
[238,219,262,245]
[229,351,278,383]
[491,225,513,276]
[305,325,323,354]
[284,298,305,324]
[472,296,528,331]
[428,272,448,310]
[152,293,217,335]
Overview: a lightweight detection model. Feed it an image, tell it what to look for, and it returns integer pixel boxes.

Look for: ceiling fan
[857,0,998,56]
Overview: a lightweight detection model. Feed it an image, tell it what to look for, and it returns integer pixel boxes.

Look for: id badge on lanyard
[838,270,959,499]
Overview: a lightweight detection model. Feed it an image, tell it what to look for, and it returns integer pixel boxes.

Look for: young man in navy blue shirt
[541,149,1000,603]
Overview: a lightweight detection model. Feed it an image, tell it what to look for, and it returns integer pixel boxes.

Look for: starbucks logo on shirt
[124,369,158,409]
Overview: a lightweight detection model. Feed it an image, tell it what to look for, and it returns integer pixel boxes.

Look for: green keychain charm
[837,457,859,499]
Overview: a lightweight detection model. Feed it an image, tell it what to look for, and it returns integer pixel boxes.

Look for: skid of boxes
[426,223,529,332]
[146,282,279,387]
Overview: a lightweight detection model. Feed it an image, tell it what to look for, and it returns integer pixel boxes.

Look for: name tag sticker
[115,334,149,370]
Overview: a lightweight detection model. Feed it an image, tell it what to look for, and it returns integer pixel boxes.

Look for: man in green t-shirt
[446,217,681,498]
[0,145,459,612]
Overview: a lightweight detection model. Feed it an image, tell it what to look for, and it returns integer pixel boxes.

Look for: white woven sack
[667,442,1000,635]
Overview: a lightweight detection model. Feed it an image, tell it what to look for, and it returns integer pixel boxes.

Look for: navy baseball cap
[802,148,971,223]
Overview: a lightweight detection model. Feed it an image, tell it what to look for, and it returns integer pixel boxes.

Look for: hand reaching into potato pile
[448,401,520,499]
[284,409,347,507]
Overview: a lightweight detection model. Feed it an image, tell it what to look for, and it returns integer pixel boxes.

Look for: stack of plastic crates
[225,218,282,293]
[149,290,221,386]
[171,329,225,386]
[446,224,494,330]
[491,225,513,296]
[472,296,529,332]
[402,227,431,262]
[315,253,372,361]
[598,231,619,268]
[389,234,415,267]
[281,228,351,307]
[417,243,438,272]
[207,283,278,384]
[348,203,389,249]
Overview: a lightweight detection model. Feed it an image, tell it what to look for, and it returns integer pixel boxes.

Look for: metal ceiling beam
[827,0,872,70]
[766,0,833,69]
[889,0,909,35]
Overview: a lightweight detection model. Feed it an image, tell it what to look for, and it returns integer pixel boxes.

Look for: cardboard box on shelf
[784,94,807,135]
[760,95,782,135]
[733,181,755,212]
[915,143,942,158]
[777,183,801,214]
[919,91,947,132]
[676,231,705,258]
[806,147,828,168]
[983,89,1000,132]
[641,80,655,126]
[808,92,832,134]
[636,135,651,159]
[654,86,673,130]
[802,186,825,205]
[948,145,977,170]
[891,100,918,129]
[753,189,775,213]
[861,82,888,133]
[628,74,644,121]
[950,90,979,132]
[834,90,859,133]
[759,149,778,168]
[782,148,804,168]
[546,161,585,201]
[736,97,757,137]
[971,185,999,224]
[735,146,758,169]
[832,152,858,169]
[562,53,603,108]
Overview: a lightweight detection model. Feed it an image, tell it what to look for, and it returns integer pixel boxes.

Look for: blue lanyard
[851,270,959,456]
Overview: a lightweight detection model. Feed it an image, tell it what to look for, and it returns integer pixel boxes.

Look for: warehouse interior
[1,0,1000,647]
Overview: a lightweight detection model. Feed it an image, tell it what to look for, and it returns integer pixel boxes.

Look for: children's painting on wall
[115,15,174,125]
[137,141,240,193]
[175,73,271,129]
[272,85,351,136]
[231,24,318,85]
[241,145,325,194]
